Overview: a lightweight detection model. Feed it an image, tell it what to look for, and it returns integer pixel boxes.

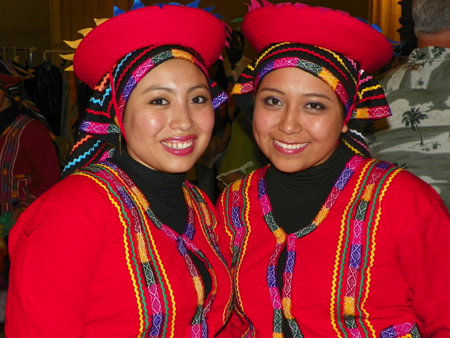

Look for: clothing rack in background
[2,47,37,67]
[43,49,72,61]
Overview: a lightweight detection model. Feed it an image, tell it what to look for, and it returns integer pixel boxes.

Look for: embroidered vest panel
[221,157,421,338]
[74,162,228,338]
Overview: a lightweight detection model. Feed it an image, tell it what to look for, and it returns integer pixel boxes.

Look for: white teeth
[162,140,193,150]
[274,140,307,150]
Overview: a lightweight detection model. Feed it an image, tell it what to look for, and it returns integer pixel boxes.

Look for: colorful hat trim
[232,42,391,124]
[241,1,392,73]
[67,1,228,89]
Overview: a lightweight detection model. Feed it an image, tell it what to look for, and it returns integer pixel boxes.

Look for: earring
[119,133,122,155]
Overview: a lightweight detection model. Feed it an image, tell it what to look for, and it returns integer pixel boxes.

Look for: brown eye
[191,96,208,104]
[264,97,282,106]
[305,102,325,110]
[150,98,169,105]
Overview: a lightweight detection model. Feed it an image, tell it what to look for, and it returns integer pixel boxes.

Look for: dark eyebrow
[258,87,334,102]
[140,83,209,95]
[188,84,210,93]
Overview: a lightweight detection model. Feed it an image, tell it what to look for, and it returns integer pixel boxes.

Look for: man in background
[371,0,450,209]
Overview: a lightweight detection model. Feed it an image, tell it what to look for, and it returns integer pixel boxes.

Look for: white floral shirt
[371,47,450,210]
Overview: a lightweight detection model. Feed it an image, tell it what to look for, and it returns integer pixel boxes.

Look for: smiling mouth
[161,140,194,150]
[274,140,308,150]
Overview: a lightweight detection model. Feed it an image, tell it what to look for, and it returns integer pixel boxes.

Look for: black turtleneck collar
[109,148,213,296]
[109,148,187,235]
[266,143,355,234]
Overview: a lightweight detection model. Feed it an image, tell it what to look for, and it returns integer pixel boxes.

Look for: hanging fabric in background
[60,60,80,149]
[24,60,63,136]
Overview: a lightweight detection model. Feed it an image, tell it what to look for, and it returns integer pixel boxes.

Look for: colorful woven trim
[74,161,226,337]
[255,156,363,337]
[231,42,391,124]
[63,45,228,177]
[0,115,35,209]
[380,322,421,338]
[329,160,403,337]
[222,156,412,337]
[219,176,256,337]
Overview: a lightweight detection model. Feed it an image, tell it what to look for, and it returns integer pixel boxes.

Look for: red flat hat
[73,4,227,88]
[242,1,392,73]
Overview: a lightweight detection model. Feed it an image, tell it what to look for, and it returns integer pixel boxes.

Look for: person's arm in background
[13,120,61,223]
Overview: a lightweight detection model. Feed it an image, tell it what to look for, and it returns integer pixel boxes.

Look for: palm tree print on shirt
[402,107,428,145]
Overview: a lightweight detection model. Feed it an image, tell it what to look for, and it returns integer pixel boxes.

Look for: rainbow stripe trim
[256,156,363,337]
[74,161,223,337]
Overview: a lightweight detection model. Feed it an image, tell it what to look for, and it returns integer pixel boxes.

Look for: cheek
[309,115,343,141]
[196,109,215,134]
[123,109,165,141]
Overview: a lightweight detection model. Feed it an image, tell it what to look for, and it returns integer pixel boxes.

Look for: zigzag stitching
[94,73,109,91]
[70,134,93,153]
[318,47,357,84]
[342,139,364,156]
[74,171,147,332]
[248,42,292,71]
[358,75,373,85]
[360,167,401,337]
[358,94,386,103]
[85,143,107,167]
[115,51,134,79]
[329,160,375,337]
[240,73,253,79]
[63,139,102,171]
[90,87,111,105]
[86,108,111,118]
[256,46,352,85]
[116,46,158,88]
[358,85,382,100]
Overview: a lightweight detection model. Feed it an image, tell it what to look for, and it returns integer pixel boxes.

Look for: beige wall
[1,0,372,67]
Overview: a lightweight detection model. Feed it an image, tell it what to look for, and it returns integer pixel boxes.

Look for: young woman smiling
[6,2,233,337]
[216,2,450,337]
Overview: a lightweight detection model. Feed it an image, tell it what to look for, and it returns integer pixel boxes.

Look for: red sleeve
[6,176,111,337]
[17,120,61,209]
[388,173,450,337]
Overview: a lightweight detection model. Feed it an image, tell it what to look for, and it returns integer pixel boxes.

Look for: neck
[416,30,450,48]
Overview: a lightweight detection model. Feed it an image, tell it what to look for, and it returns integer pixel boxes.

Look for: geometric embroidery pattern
[254,156,363,337]
[75,161,220,338]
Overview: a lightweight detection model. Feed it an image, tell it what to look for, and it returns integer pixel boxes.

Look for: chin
[270,159,310,174]
[162,161,196,174]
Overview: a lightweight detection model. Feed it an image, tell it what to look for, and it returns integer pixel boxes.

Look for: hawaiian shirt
[370,46,450,210]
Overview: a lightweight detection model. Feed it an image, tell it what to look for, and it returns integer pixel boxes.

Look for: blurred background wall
[0,0,404,67]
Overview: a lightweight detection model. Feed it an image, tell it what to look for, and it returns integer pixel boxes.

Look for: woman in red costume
[216,1,450,337]
[7,2,234,337]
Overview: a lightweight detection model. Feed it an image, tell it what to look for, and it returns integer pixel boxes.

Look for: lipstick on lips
[273,139,308,155]
[161,135,197,156]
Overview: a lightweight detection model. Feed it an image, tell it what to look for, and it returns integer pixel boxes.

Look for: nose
[169,101,194,131]
[278,106,302,135]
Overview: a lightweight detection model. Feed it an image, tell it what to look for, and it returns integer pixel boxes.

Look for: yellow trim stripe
[76,172,146,334]
[329,159,376,336]
[235,172,254,314]
[360,168,402,336]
